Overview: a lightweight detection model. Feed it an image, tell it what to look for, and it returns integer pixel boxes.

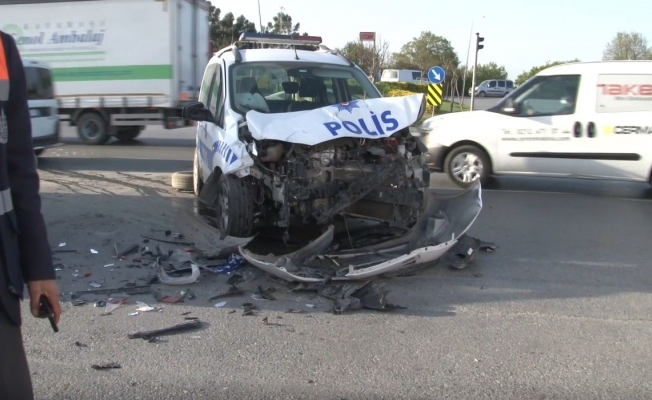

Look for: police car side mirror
[501,98,518,114]
[182,102,214,123]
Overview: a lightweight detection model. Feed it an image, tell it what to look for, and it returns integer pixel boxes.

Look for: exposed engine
[248,129,430,229]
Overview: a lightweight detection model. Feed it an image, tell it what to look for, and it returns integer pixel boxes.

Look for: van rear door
[24,65,58,141]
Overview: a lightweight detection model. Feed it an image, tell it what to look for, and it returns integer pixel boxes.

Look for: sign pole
[426,65,445,117]
[470,35,479,111]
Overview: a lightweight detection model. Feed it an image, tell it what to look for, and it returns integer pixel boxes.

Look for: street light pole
[257,0,262,32]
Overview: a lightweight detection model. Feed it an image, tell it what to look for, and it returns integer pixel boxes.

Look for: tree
[339,38,390,81]
[515,59,581,85]
[473,62,508,83]
[603,31,652,60]
[263,12,300,35]
[392,31,459,79]
[209,5,256,50]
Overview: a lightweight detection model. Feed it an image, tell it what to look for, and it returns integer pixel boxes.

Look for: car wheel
[445,145,491,188]
[171,171,194,191]
[478,91,486,98]
[77,112,110,145]
[193,150,204,197]
[216,174,255,238]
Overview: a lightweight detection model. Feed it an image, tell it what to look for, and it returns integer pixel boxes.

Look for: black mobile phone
[39,296,59,333]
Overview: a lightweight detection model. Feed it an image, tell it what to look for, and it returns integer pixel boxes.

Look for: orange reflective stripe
[0,37,7,81]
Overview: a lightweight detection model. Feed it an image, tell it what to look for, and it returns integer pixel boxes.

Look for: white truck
[0,0,211,144]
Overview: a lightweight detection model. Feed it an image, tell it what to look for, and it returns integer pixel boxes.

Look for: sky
[219,0,652,79]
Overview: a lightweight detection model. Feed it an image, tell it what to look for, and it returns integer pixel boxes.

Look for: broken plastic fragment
[135,302,156,312]
[157,263,200,286]
[89,282,102,288]
[104,263,115,268]
[127,320,202,340]
[129,312,139,316]
[305,304,315,308]
[59,243,66,247]
[214,301,227,308]
[90,249,98,254]
[91,362,121,370]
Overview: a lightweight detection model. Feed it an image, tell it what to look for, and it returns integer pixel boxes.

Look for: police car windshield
[230,62,380,114]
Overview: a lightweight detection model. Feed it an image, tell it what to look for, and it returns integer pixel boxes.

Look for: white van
[23,59,60,155]
[419,61,652,188]
[380,69,427,85]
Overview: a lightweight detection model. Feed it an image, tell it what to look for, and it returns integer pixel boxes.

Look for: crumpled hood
[245,94,425,146]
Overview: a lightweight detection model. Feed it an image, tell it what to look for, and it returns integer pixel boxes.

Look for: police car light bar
[238,32,323,46]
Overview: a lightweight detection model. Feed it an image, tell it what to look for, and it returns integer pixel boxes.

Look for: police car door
[496,74,583,177]
[575,73,652,181]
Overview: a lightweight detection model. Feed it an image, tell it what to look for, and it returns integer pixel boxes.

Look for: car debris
[91,362,121,370]
[71,285,151,299]
[208,286,244,301]
[214,301,227,308]
[251,286,275,301]
[440,234,498,270]
[140,234,193,246]
[239,182,485,282]
[241,303,256,316]
[157,262,200,285]
[114,243,139,258]
[74,341,88,348]
[127,320,203,341]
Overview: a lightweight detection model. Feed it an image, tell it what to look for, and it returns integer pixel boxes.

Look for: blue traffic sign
[428,66,446,84]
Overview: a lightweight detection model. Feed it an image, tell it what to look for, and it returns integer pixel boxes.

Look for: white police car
[182,33,484,282]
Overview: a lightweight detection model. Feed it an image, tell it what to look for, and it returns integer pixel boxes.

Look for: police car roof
[216,48,351,66]
[538,60,652,76]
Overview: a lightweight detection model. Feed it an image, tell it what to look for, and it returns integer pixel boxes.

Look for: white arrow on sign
[432,71,441,80]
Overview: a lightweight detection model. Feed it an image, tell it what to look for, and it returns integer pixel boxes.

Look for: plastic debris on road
[214,301,227,308]
[201,254,245,275]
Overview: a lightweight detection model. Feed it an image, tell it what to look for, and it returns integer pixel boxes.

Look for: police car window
[24,67,54,100]
[230,62,379,114]
[514,75,580,116]
[199,64,217,106]
[208,67,223,122]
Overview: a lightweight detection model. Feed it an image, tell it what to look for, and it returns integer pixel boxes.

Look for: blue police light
[238,32,323,46]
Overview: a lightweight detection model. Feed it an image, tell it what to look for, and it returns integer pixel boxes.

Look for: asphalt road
[25,125,652,399]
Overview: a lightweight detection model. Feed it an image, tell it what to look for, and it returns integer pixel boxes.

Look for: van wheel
[445,145,491,188]
[77,112,110,145]
[478,91,486,97]
[215,174,255,238]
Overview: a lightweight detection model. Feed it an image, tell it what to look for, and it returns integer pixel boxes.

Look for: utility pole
[257,0,262,33]
[470,32,484,111]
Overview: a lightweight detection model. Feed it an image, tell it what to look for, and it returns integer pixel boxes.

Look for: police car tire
[445,145,491,188]
[216,174,255,238]
[77,112,110,145]
[171,171,194,192]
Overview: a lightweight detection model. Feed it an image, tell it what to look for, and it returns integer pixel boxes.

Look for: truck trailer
[0,0,211,144]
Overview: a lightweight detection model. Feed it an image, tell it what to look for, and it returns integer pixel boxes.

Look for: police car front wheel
[445,145,490,188]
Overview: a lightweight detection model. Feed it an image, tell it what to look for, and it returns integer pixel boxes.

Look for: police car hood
[245,94,424,146]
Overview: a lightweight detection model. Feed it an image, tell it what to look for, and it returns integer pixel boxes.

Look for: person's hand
[27,280,61,325]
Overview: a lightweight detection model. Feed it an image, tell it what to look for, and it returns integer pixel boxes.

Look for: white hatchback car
[181,33,484,282]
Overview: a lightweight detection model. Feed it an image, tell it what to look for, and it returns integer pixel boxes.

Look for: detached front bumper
[239,181,483,282]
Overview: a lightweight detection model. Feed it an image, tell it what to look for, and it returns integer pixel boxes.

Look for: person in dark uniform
[0,30,61,399]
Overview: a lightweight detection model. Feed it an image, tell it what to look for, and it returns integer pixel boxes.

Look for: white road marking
[514,258,639,268]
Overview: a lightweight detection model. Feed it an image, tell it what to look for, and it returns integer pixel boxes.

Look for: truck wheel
[115,126,142,142]
[445,145,491,188]
[193,150,204,196]
[77,112,110,145]
[216,174,255,238]
[171,171,194,192]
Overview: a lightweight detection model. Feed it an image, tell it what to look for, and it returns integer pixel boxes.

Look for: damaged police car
[182,33,485,282]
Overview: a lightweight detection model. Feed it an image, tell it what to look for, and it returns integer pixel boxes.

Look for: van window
[411,71,421,80]
[506,81,514,89]
[596,74,652,113]
[24,66,54,100]
[384,70,398,79]
[512,75,580,116]
[498,81,506,88]
[487,81,496,88]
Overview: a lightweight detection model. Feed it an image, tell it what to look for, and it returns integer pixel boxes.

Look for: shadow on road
[38,156,192,173]
[59,137,196,148]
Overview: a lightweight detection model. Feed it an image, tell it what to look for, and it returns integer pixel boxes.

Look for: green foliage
[474,62,508,83]
[515,59,580,85]
[603,31,652,60]
[389,31,460,79]
[338,39,390,80]
[262,12,301,35]
[375,82,428,96]
[208,5,257,50]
